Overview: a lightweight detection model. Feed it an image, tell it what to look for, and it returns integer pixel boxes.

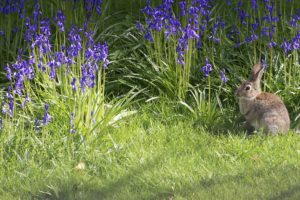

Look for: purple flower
[212,16,225,35]
[14,72,24,95]
[290,10,300,27]
[251,0,258,10]
[85,30,94,47]
[8,55,35,95]
[145,30,153,42]
[84,0,104,16]
[179,1,186,16]
[3,86,14,118]
[80,62,96,91]
[54,10,65,32]
[31,33,52,54]
[48,60,57,80]
[221,68,228,83]
[290,31,300,50]
[251,18,260,32]
[5,64,12,81]
[94,42,109,68]
[268,40,277,48]
[208,35,220,43]
[85,48,94,60]
[33,3,42,22]
[136,21,145,32]
[262,2,280,23]
[71,77,77,91]
[21,95,31,108]
[245,34,258,43]
[55,51,66,65]
[43,104,52,125]
[201,58,213,77]
[40,18,51,36]
[34,118,40,132]
[67,25,82,58]
[185,24,199,39]
[262,59,268,69]
[281,39,292,54]
[24,17,37,43]
[1,0,25,17]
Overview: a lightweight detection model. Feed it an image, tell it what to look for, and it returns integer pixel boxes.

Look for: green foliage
[0,0,300,198]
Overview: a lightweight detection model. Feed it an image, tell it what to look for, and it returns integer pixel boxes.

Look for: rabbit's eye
[245,86,251,91]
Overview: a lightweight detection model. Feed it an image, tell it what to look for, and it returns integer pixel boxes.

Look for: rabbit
[235,63,290,134]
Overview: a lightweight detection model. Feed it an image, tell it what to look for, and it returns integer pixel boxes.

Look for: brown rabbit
[235,63,290,134]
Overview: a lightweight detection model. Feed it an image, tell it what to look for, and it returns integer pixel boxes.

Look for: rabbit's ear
[248,63,264,91]
[249,63,264,87]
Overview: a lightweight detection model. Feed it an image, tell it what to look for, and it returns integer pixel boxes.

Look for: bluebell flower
[136,21,145,32]
[179,1,186,16]
[33,3,42,22]
[93,42,109,68]
[34,118,40,132]
[245,34,258,43]
[43,104,52,125]
[201,58,213,77]
[221,68,228,83]
[262,59,268,69]
[67,25,82,58]
[184,24,199,39]
[226,0,232,6]
[14,72,24,95]
[71,77,77,91]
[4,64,12,81]
[84,0,104,16]
[54,10,65,32]
[268,40,277,48]
[31,33,52,54]
[208,35,220,44]
[251,18,260,32]
[21,95,31,108]
[0,0,25,17]
[281,38,292,54]
[3,86,14,118]
[291,31,300,50]
[212,16,225,35]
[251,0,258,10]
[80,62,96,91]
[48,60,57,80]
[24,17,37,43]
[85,30,94,48]
[263,2,280,23]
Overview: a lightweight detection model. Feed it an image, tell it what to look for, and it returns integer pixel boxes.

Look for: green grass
[0,104,299,200]
[1,0,300,199]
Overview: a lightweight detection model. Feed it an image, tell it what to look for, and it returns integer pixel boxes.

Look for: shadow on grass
[268,184,300,200]
[32,157,299,200]
[32,153,174,200]
[169,165,300,200]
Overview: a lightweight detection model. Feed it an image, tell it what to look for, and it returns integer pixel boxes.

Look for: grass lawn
[1,105,299,200]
